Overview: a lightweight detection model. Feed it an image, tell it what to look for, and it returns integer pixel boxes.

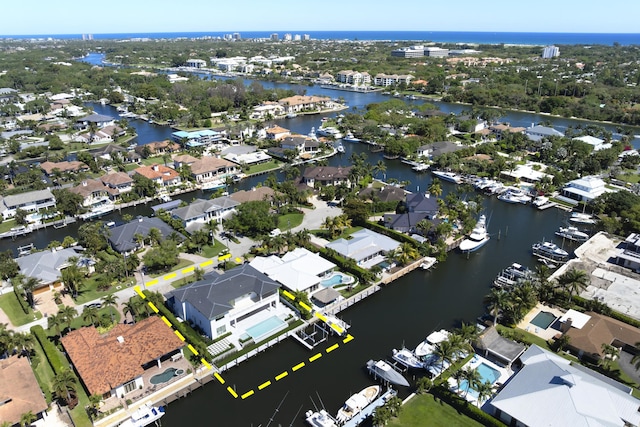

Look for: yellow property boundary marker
[133,285,356,400]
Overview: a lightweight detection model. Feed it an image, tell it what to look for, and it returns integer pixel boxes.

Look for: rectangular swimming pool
[530,311,557,329]
[246,316,287,341]
[459,362,501,398]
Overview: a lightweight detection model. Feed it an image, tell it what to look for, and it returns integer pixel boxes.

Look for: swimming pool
[150,367,184,385]
[530,311,557,329]
[320,272,355,287]
[458,362,501,398]
[246,316,287,341]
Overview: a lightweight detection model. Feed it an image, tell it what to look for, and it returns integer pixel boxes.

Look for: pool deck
[516,303,566,341]
[448,354,512,407]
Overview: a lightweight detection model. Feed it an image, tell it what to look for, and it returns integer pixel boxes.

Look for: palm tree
[20,411,36,427]
[601,343,619,369]
[475,380,495,406]
[416,376,433,394]
[556,267,590,302]
[384,396,403,418]
[321,216,338,239]
[52,369,77,406]
[373,160,386,179]
[461,367,482,398]
[101,294,118,324]
[396,242,419,266]
[428,178,442,197]
[59,306,78,334]
[61,264,84,298]
[434,339,456,374]
[371,405,391,427]
[147,227,163,246]
[122,300,139,324]
[47,313,66,338]
[454,322,480,347]
[14,333,34,360]
[485,288,510,326]
[20,277,39,309]
[82,307,101,327]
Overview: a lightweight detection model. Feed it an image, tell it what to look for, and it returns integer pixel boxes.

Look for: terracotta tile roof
[101,172,133,187]
[0,356,48,425]
[173,154,198,165]
[133,164,180,183]
[229,187,276,203]
[278,95,330,106]
[265,125,290,135]
[190,156,236,175]
[69,179,119,198]
[565,311,640,359]
[61,317,184,396]
[40,160,88,175]
[135,140,181,155]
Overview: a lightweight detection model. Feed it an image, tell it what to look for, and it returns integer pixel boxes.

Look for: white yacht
[420,257,437,270]
[366,360,410,387]
[459,214,490,253]
[316,127,343,139]
[392,348,424,369]
[532,241,569,260]
[119,403,165,427]
[497,188,532,204]
[412,163,430,172]
[532,195,549,207]
[569,212,597,224]
[555,226,589,242]
[335,385,381,424]
[305,409,338,427]
[343,131,361,143]
[431,170,463,184]
[493,262,534,288]
[414,329,450,359]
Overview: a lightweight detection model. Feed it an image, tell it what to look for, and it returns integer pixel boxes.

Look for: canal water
[0,63,606,425]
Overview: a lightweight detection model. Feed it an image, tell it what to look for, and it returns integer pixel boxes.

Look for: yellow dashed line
[147,302,159,313]
[161,316,172,327]
[292,362,305,371]
[188,344,199,355]
[218,254,231,261]
[201,359,211,369]
[182,266,195,274]
[326,343,339,353]
[214,372,225,384]
[134,286,145,298]
[275,371,288,381]
[309,353,323,362]
[241,390,254,399]
[282,290,295,300]
[314,312,327,322]
[164,273,176,280]
[174,331,185,341]
[258,381,271,390]
[235,257,242,263]
[227,387,238,398]
[146,279,158,287]
[343,334,354,344]
[200,260,213,267]
[330,324,344,334]
[299,301,312,312]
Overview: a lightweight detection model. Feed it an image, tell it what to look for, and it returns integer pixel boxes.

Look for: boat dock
[341,388,397,427]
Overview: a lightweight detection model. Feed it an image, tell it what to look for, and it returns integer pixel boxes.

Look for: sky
[3,0,640,36]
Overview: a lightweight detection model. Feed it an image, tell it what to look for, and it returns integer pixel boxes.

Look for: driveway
[293,196,343,232]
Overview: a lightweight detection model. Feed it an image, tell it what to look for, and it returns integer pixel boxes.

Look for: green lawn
[0,292,42,326]
[141,155,167,166]
[618,172,640,184]
[0,218,18,233]
[75,275,134,305]
[31,338,56,403]
[277,213,303,231]
[148,258,195,278]
[310,226,363,240]
[387,394,484,427]
[200,239,229,258]
[245,160,282,175]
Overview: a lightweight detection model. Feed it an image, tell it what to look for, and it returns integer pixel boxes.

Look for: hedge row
[572,296,640,328]
[31,325,65,375]
[143,291,213,361]
[363,220,419,247]
[430,386,506,427]
[302,242,374,284]
[14,287,29,314]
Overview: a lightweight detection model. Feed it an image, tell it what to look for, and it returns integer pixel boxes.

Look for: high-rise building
[542,45,560,59]
[283,33,292,41]
[270,33,279,41]
[303,34,310,41]
[293,34,301,41]
[233,33,241,41]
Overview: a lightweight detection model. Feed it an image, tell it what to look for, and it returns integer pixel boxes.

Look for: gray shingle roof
[15,248,79,285]
[108,216,184,253]
[167,264,280,319]
[171,197,239,222]
[2,188,55,209]
[77,113,114,123]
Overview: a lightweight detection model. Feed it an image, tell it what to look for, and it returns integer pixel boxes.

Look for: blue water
[246,316,286,341]
[320,273,349,287]
[4,31,640,45]
[458,362,501,398]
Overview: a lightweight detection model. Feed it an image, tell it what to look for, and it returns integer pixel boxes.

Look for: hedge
[302,242,374,285]
[363,220,419,247]
[14,286,30,314]
[572,295,640,328]
[430,386,506,427]
[143,291,213,361]
[31,325,65,375]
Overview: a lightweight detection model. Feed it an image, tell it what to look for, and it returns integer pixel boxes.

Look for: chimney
[152,165,159,172]
[116,336,125,344]
[561,318,573,333]
[82,180,87,186]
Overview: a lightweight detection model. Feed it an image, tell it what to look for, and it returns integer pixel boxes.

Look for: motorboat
[532,195,549,207]
[569,212,597,224]
[336,144,345,154]
[459,214,490,253]
[316,127,343,139]
[532,241,569,260]
[431,170,463,184]
[366,360,409,387]
[555,226,589,242]
[412,163,430,172]
[286,112,298,118]
[497,188,532,204]
[392,348,424,369]
[414,329,450,358]
[343,131,361,143]
[420,257,437,270]
[335,385,381,424]
[493,262,534,288]
[119,403,165,427]
[305,409,338,427]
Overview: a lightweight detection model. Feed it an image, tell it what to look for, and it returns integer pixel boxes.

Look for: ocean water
[3,31,640,46]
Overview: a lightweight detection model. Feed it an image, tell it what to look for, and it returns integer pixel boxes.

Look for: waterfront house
[500,161,553,184]
[524,124,564,142]
[264,125,291,141]
[0,87,18,104]
[75,113,115,129]
[166,264,288,341]
[223,145,272,167]
[171,197,239,231]
[384,192,439,233]
[373,73,413,86]
[61,317,184,399]
[189,156,239,185]
[40,160,89,176]
[473,326,525,367]
[489,123,526,140]
[616,233,640,272]
[250,247,336,294]
[251,102,285,120]
[172,154,199,169]
[0,356,48,426]
[76,124,125,144]
[278,95,332,115]
[488,345,640,427]
[560,175,609,203]
[302,166,352,188]
[326,228,400,269]
[132,164,181,187]
[135,140,181,157]
[15,247,81,288]
[100,172,134,193]
[336,70,372,86]
[0,188,56,220]
[416,141,463,159]
[185,59,207,68]
[69,179,119,208]
[359,185,406,204]
[108,216,184,254]
[229,187,277,204]
[573,135,612,152]
[90,143,141,164]
[171,129,225,147]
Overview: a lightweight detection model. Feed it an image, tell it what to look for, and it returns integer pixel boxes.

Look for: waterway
[0,70,606,425]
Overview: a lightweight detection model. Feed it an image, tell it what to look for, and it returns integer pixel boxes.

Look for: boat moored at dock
[335,385,381,424]
[532,241,569,261]
[366,360,409,387]
[493,262,534,288]
[392,348,424,369]
[555,226,589,242]
[431,170,463,184]
[119,403,165,427]
[459,214,490,253]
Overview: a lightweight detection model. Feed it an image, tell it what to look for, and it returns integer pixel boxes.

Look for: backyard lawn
[245,160,282,175]
[148,258,195,278]
[386,394,484,427]
[0,292,42,326]
[277,213,303,231]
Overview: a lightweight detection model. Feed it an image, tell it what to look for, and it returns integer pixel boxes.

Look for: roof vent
[116,336,125,344]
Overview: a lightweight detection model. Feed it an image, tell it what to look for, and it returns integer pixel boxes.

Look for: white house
[185,59,207,68]
[573,135,612,151]
[561,175,611,202]
[0,188,57,220]
[171,197,239,231]
[326,229,400,269]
